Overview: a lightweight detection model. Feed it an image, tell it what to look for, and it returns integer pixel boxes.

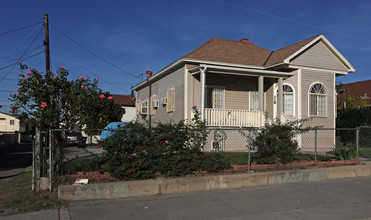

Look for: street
[68,176,371,220]
[0,144,32,179]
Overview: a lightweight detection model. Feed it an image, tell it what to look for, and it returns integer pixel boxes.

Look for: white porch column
[258,76,264,111]
[277,77,283,121]
[200,67,206,121]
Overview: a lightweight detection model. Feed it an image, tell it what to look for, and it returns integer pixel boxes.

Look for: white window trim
[141,99,148,115]
[308,82,327,117]
[274,83,296,117]
[206,85,225,109]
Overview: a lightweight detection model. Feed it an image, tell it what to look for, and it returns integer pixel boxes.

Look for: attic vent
[240,38,254,45]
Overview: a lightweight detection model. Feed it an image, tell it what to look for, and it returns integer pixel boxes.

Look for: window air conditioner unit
[160,97,167,105]
[152,100,159,108]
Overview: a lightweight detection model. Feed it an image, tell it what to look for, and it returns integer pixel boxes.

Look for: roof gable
[264,35,320,66]
[282,35,355,72]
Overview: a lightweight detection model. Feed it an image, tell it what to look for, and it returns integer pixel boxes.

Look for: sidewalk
[0,209,59,220]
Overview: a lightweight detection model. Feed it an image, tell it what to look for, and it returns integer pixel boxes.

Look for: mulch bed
[68,159,359,181]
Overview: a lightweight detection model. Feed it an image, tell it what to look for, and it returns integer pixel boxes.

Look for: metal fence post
[248,128,251,172]
[314,128,317,166]
[49,129,52,191]
[356,127,360,161]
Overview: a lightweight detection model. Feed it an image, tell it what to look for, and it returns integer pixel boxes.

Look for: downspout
[200,66,207,122]
[146,71,152,128]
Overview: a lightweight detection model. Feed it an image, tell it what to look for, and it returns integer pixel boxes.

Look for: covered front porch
[188,64,293,127]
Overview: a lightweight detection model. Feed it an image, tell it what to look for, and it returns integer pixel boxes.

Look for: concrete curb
[58,163,371,201]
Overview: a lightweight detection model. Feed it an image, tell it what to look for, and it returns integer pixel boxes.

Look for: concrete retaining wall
[59,163,371,201]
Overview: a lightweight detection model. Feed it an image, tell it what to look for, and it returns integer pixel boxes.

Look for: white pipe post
[200,67,206,121]
[278,77,283,121]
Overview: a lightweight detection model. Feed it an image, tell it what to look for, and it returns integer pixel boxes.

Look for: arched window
[283,84,294,115]
[309,83,326,116]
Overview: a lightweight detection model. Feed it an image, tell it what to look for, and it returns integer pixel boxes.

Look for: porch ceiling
[189,64,293,79]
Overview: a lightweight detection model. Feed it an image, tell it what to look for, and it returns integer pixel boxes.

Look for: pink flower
[41,102,47,108]
[108,96,113,100]
[26,71,32,76]
[86,76,89,80]
[60,66,64,70]
[11,107,14,111]
[99,94,105,99]
[18,61,22,64]
[9,93,12,96]
[54,76,57,79]
[79,74,83,79]
[81,84,85,89]
[96,77,99,82]
[17,91,20,95]
[192,105,197,109]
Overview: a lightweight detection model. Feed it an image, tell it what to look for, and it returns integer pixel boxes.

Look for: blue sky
[0,0,370,113]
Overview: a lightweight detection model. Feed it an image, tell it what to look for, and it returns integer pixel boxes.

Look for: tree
[10,63,125,172]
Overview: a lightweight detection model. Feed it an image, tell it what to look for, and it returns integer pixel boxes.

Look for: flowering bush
[10,64,125,172]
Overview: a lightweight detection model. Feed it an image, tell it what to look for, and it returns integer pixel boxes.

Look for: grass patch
[220,152,256,165]
[359,148,371,158]
[0,172,64,215]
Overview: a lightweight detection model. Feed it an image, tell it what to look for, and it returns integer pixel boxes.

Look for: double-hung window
[283,84,294,116]
[309,83,326,116]
[206,87,225,109]
[140,100,148,115]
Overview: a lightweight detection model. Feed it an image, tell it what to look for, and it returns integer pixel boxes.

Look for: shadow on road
[0,144,32,172]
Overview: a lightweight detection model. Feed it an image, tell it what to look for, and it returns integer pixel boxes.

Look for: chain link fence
[37,126,369,189]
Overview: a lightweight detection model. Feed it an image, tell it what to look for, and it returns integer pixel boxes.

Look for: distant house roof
[341,79,371,106]
[111,94,135,107]
[184,35,321,67]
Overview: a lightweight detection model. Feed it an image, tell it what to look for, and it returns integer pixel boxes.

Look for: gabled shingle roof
[184,38,272,66]
[341,80,371,105]
[183,35,321,67]
[111,94,135,106]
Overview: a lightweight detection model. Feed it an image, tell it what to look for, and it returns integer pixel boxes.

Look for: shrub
[253,119,310,164]
[199,152,231,172]
[60,157,106,175]
[329,144,357,160]
[101,107,230,180]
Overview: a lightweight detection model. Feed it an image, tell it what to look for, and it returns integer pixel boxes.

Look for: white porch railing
[204,108,264,127]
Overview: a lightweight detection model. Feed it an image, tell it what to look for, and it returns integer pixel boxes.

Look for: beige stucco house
[0,112,22,145]
[133,34,355,152]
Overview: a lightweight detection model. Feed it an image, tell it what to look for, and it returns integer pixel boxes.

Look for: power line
[0,44,43,61]
[50,23,140,79]
[0,90,16,92]
[52,44,132,94]
[0,47,44,74]
[0,23,43,54]
[0,49,44,70]
[0,22,42,37]
[0,26,44,83]
[216,0,365,41]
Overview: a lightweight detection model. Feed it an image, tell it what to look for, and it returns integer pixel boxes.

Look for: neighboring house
[0,112,23,145]
[111,94,136,122]
[133,34,355,152]
[339,79,371,108]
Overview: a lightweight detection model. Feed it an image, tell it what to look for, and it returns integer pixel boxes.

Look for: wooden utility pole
[44,13,50,72]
